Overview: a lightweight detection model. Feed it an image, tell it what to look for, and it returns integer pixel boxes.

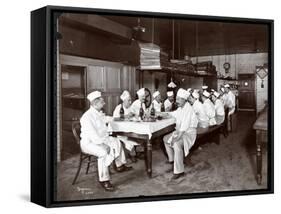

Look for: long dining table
[108,117,176,178]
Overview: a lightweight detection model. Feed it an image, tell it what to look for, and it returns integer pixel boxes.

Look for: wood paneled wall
[256,75,268,113]
[60,55,136,115]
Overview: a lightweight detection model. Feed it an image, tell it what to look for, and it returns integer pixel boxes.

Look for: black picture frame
[31,5,274,207]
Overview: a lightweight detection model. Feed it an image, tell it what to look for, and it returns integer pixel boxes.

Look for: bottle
[161,101,165,112]
[172,102,176,111]
[119,103,124,119]
[150,102,155,116]
[139,102,144,120]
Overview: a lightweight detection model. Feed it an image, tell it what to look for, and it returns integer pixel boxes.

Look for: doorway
[238,74,256,111]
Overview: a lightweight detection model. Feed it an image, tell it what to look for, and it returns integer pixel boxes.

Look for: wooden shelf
[138,67,216,78]
[217,77,238,81]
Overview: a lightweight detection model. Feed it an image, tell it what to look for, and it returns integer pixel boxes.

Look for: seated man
[151,91,162,112]
[113,90,134,118]
[188,90,209,128]
[164,91,175,112]
[130,88,146,117]
[211,91,225,125]
[113,90,139,162]
[163,88,198,180]
[80,91,132,191]
[201,90,217,126]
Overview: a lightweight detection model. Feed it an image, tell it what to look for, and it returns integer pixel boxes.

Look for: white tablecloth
[107,117,176,139]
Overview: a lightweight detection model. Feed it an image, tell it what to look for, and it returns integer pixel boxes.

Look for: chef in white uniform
[164,91,175,112]
[211,91,225,125]
[130,88,146,116]
[163,88,198,180]
[113,90,139,160]
[186,88,193,105]
[202,85,208,92]
[113,90,134,118]
[201,90,217,126]
[151,91,162,112]
[224,84,236,115]
[80,91,132,191]
[220,87,227,106]
[189,90,209,128]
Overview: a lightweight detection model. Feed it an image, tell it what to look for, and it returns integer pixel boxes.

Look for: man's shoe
[99,181,115,191]
[171,172,185,180]
[115,165,133,173]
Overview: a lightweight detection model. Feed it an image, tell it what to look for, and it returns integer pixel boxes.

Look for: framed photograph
[31,5,274,207]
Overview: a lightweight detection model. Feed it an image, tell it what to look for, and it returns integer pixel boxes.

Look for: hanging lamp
[168,19,177,88]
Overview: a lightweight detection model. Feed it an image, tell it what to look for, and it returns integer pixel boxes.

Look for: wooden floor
[56,111,268,201]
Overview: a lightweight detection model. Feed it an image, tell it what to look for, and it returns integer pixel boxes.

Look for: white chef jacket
[80,106,123,165]
[214,99,225,125]
[168,102,198,156]
[220,94,227,106]
[113,104,132,118]
[130,99,146,116]
[164,99,173,111]
[192,99,209,128]
[151,99,162,112]
[225,91,236,115]
[202,99,217,126]
[80,107,110,146]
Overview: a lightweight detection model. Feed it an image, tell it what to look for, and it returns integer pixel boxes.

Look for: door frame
[238,73,256,112]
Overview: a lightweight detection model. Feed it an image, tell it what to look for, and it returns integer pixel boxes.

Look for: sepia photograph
[31,6,273,206]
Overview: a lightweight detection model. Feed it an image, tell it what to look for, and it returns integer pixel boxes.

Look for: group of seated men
[79,84,236,191]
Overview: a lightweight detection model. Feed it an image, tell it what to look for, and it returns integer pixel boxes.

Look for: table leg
[146,139,152,178]
[256,130,262,185]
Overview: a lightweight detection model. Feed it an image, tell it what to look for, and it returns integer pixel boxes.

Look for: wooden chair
[72,121,97,185]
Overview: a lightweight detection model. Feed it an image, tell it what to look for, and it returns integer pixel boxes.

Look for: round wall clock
[223,62,231,72]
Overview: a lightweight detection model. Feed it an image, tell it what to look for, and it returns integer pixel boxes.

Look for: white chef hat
[191,91,200,99]
[137,88,145,97]
[213,91,220,98]
[202,85,208,90]
[120,90,130,101]
[202,90,210,98]
[167,91,174,97]
[87,91,102,102]
[177,88,188,100]
[153,91,160,98]
[224,84,230,88]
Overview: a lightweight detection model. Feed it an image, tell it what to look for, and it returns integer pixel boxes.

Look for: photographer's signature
[77,187,94,195]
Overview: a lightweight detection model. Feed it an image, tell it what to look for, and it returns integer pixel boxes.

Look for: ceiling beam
[60,13,133,42]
